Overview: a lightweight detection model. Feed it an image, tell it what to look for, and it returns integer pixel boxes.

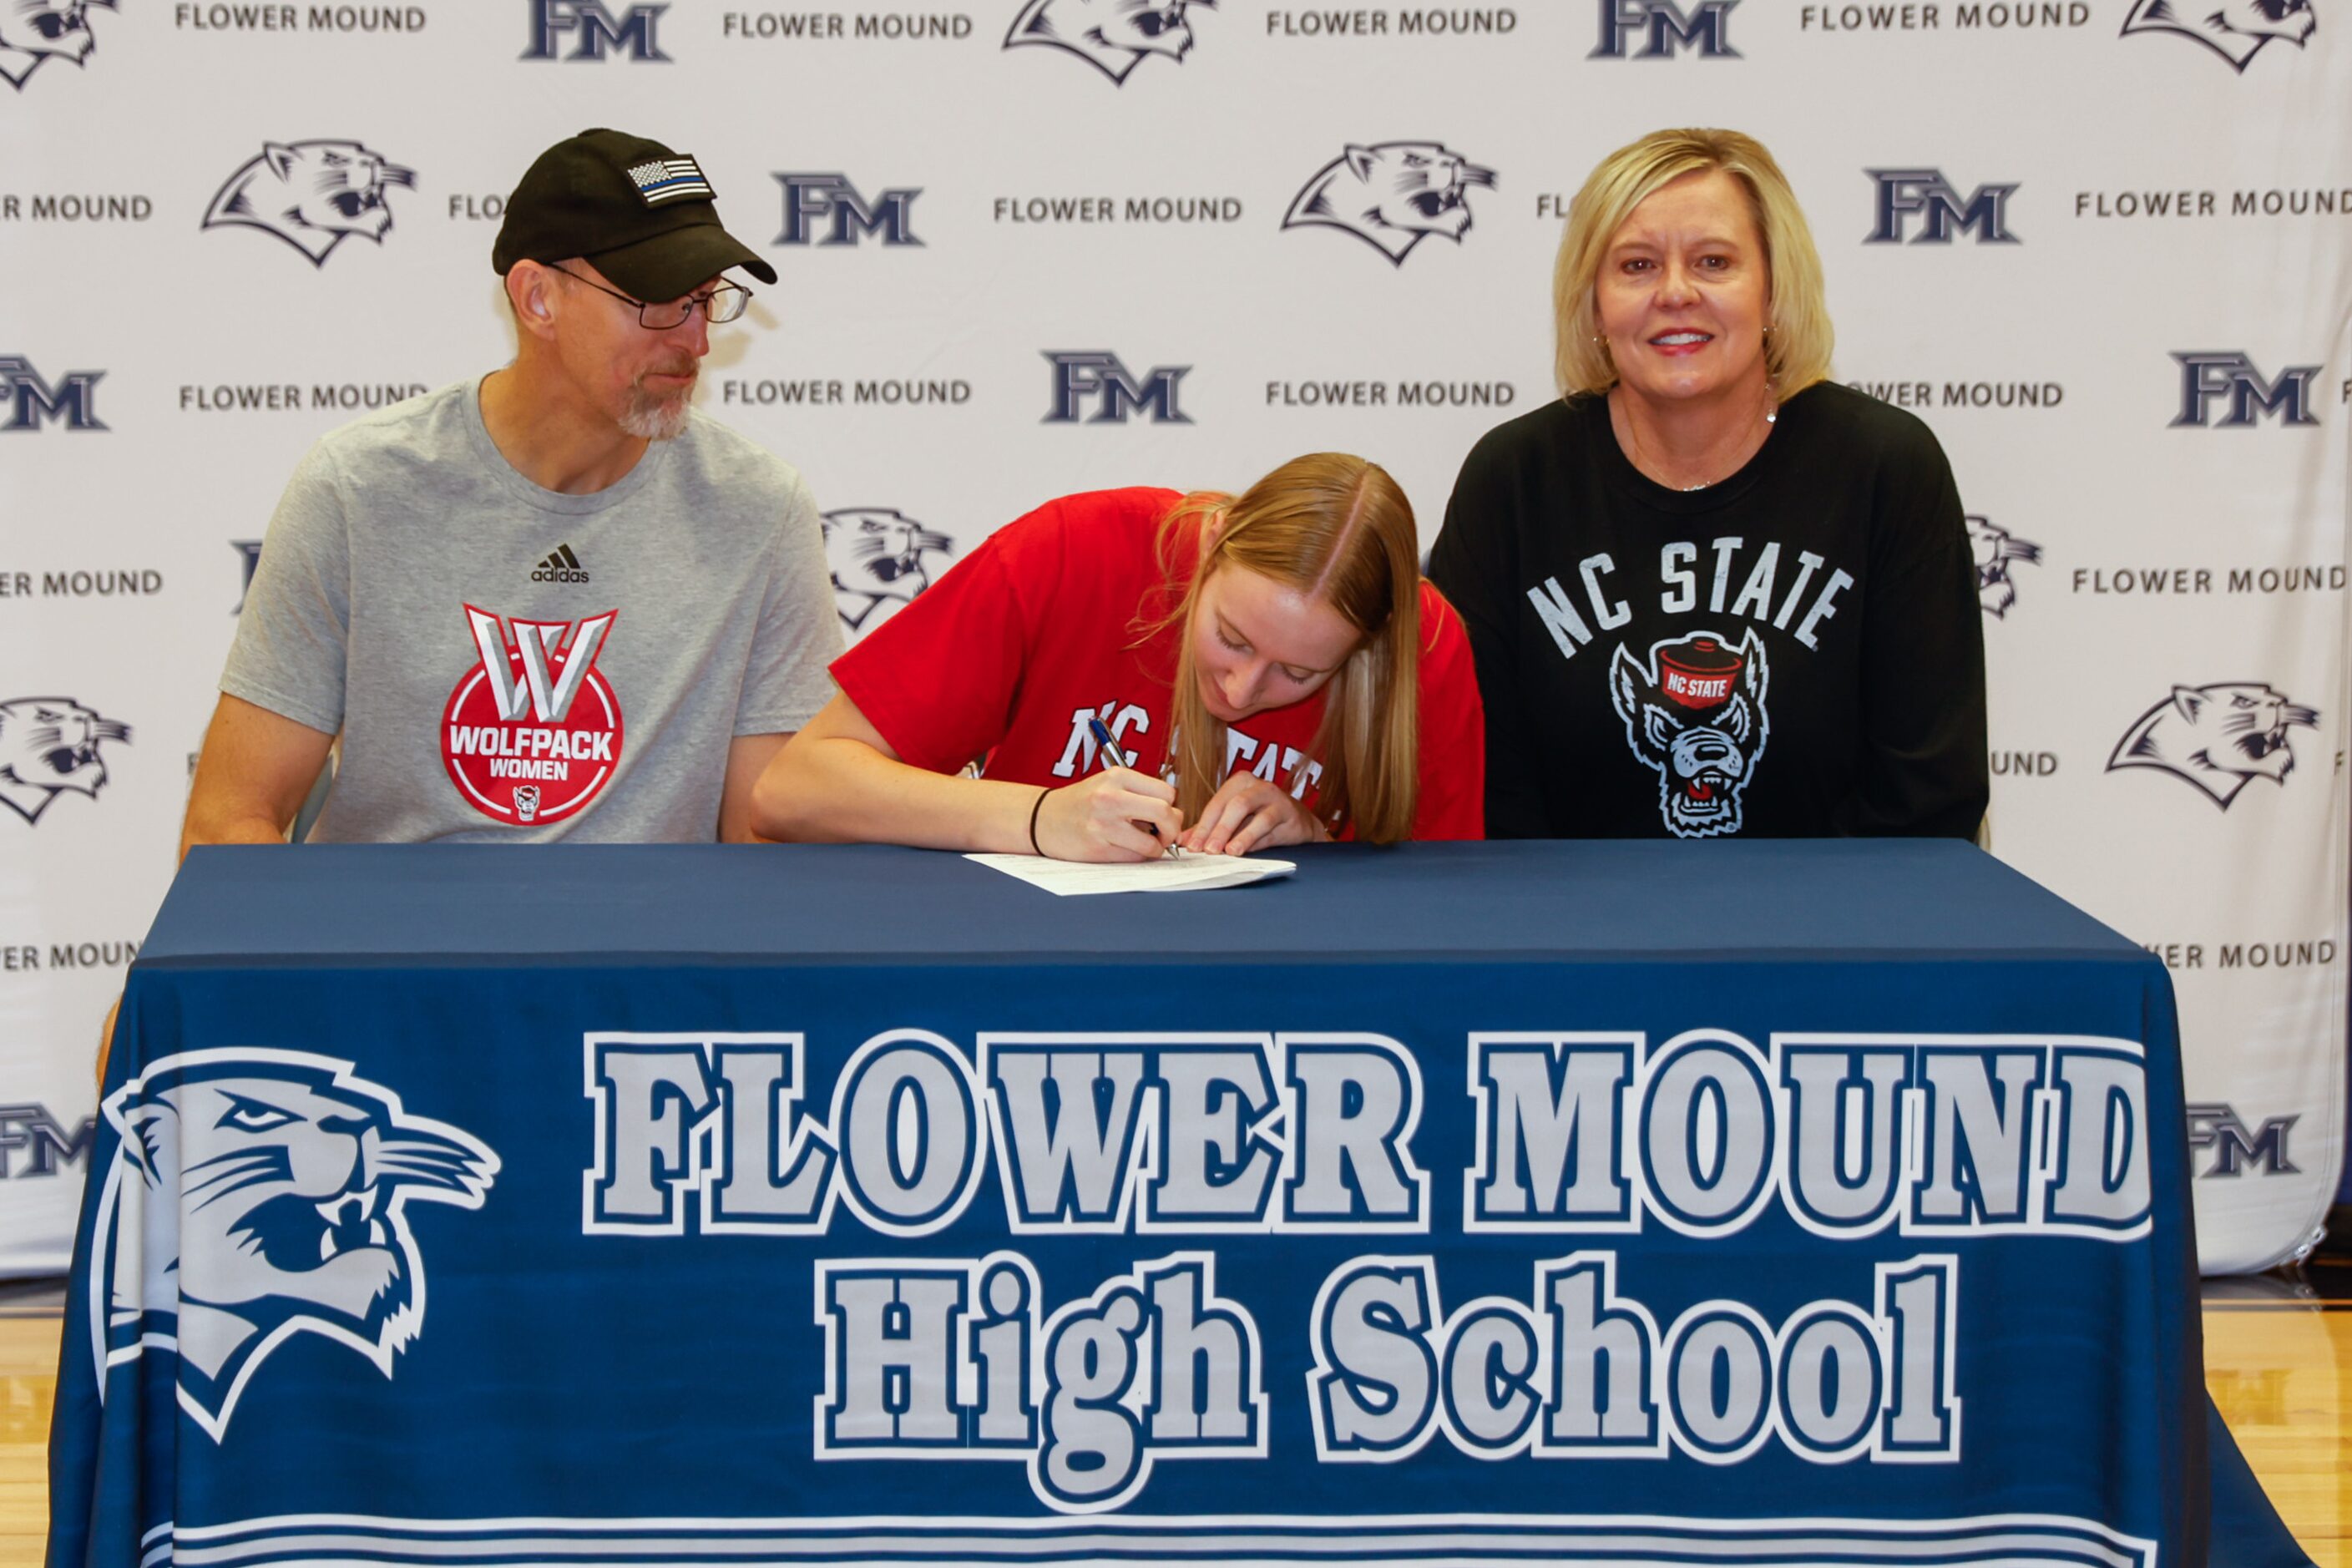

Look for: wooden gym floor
[1,1262,2345,1566]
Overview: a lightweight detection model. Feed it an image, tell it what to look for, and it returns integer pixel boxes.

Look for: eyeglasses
[546,264,751,329]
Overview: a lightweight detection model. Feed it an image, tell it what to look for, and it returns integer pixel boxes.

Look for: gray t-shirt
[223,377,842,842]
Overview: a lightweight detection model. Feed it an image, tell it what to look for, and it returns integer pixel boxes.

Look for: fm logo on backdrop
[0,1105,94,1179]
[1592,0,1737,57]
[202,142,417,266]
[525,0,667,57]
[2121,0,2314,70]
[2171,352,2320,427]
[1004,0,1209,83]
[776,175,923,246]
[0,697,130,825]
[2188,1104,2300,1178]
[1864,170,2019,245]
[1966,518,2041,618]
[824,510,955,634]
[2107,682,2319,809]
[1282,143,1495,266]
[1,356,105,430]
[1044,352,1190,422]
[0,0,114,91]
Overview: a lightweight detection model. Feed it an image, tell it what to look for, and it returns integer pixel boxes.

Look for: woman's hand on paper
[1178,773,1330,857]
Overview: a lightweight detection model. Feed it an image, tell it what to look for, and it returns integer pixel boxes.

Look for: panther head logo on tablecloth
[92,1050,498,1440]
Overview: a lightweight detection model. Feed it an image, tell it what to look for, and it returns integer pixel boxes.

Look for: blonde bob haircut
[1146,453,1423,845]
[1551,128,1834,401]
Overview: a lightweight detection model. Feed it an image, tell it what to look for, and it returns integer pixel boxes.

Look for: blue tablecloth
[45,841,2299,1566]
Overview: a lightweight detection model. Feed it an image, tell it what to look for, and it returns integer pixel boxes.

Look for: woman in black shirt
[1427,127,1986,841]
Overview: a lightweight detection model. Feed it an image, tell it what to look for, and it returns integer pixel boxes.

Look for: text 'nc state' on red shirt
[831,486,1485,841]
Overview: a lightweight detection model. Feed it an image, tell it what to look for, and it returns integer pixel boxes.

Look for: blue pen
[1088,716,1171,853]
[1086,715,1134,771]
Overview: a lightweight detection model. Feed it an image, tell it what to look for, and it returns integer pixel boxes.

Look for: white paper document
[964,850,1296,896]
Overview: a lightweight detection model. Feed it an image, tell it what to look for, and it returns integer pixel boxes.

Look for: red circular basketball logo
[440,605,625,826]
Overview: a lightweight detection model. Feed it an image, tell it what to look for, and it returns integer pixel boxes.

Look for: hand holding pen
[1023,718,1181,862]
[1085,716,1177,858]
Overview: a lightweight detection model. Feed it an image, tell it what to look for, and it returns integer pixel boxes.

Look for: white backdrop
[3,0,2344,1274]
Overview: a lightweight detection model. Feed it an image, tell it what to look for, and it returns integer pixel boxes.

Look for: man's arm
[720,732,789,842]
[180,694,336,858]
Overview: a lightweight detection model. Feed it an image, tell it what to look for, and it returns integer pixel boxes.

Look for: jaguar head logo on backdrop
[1282,143,1497,266]
[822,509,956,634]
[94,1051,498,1440]
[0,696,129,825]
[2121,0,2314,70]
[1966,517,2042,619]
[2107,681,2319,808]
[0,0,115,91]
[202,141,418,267]
[1003,0,1211,83]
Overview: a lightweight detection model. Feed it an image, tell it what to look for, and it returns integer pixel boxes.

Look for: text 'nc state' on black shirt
[1427,381,1987,841]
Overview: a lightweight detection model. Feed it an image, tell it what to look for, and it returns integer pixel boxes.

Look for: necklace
[1614,394,1778,492]
[1676,405,1776,489]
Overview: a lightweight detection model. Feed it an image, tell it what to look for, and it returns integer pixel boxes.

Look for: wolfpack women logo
[2121,0,2314,69]
[202,140,418,267]
[1282,143,1495,266]
[92,1050,497,1441]
[1003,0,1209,82]
[0,695,129,824]
[441,605,625,825]
[0,0,114,90]
[2106,681,2318,807]
[823,508,955,633]
[1610,630,1771,838]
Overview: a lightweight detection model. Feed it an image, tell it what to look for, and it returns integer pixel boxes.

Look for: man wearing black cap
[183,129,842,847]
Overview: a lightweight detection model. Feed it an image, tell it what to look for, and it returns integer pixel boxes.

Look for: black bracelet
[1028,786,1050,856]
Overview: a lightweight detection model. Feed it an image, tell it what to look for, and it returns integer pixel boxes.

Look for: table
[49,841,2253,1566]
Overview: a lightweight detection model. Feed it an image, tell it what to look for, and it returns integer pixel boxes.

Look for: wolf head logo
[2107,681,2319,808]
[0,695,129,825]
[202,141,418,267]
[1966,516,2042,619]
[0,0,115,91]
[2122,0,2314,69]
[1003,0,1211,83]
[1283,142,1497,266]
[92,1050,497,1440]
[1610,630,1771,839]
[822,508,955,632]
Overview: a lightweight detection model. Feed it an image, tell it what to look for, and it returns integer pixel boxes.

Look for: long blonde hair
[1146,453,1423,844]
[1550,127,1834,400]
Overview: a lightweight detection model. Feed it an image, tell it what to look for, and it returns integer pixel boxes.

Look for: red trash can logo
[441,605,625,825]
[1655,636,1743,712]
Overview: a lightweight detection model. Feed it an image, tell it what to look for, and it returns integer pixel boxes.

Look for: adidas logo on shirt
[531,544,591,584]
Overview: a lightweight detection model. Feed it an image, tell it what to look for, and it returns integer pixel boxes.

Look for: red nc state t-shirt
[832,487,1485,841]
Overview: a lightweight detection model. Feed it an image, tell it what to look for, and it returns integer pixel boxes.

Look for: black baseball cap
[493,128,777,305]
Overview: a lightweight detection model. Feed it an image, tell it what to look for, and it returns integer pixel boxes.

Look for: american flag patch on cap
[625,157,714,205]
